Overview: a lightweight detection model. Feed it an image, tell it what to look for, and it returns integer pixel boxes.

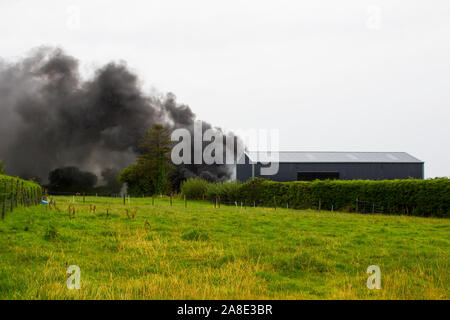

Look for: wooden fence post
[356,197,359,213]
[25,186,28,207]
[10,186,14,212]
[170,194,173,207]
[15,180,19,208]
[184,195,187,208]
[273,196,277,210]
[2,186,6,219]
[20,182,24,207]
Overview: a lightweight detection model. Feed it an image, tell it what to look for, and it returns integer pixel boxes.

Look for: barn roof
[246,151,423,163]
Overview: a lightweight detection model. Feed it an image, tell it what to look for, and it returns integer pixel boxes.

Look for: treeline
[181,178,450,217]
[0,174,43,219]
[46,167,122,195]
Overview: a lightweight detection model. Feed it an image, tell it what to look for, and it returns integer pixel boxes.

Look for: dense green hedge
[0,174,42,194]
[240,178,450,217]
[180,178,209,200]
[181,177,450,217]
[181,178,241,202]
[0,174,43,212]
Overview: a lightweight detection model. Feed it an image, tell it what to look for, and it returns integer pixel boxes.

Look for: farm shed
[236,151,424,182]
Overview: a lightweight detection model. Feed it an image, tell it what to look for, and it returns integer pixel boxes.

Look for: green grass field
[0,196,448,300]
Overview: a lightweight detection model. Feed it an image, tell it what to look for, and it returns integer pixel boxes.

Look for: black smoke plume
[0,47,236,187]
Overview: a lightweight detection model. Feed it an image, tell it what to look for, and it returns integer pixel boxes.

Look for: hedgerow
[184,177,449,217]
[0,174,43,213]
[180,178,210,200]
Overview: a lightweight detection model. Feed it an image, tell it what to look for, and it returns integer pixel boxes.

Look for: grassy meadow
[0,195,448,300]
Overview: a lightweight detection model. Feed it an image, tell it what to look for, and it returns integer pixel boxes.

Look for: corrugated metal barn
[236,151,424,182]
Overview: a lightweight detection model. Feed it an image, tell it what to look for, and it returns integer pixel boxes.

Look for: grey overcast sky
[0,0,449,177]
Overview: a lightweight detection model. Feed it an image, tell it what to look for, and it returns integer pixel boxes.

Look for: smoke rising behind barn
[0,47,234,185]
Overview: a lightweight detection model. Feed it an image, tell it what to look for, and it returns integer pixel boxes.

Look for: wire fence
[0,178,44,220]
[355,199,385,214]
[205,197,386,214]
[42,191,387,215]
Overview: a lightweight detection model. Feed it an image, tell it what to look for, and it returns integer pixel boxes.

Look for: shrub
[221,181,242,202]
[205,181,242,203]
[119,164,154,196]
[181,178,210,200]
[205,182,220,200]
[236,178,449,217]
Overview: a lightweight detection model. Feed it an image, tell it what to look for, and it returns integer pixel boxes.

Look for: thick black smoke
[0,47,235,185]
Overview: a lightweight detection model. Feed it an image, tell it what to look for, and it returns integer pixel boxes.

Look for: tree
[119,164,154,196]
[138,124,174,195]
[48,167,97,193]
